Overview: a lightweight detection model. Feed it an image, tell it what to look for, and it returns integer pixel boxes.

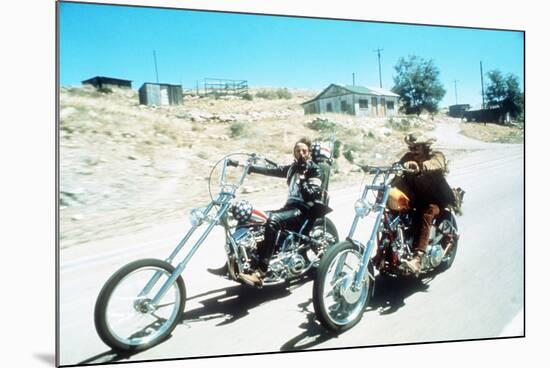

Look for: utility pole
[453,80,459,105]
[153,50,159,83]
[352,73,355,86]
[374,48,384,88]
[480,61,485,109]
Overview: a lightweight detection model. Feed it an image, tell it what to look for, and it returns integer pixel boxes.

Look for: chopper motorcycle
[94,145,339,352]
[312,162,464,332]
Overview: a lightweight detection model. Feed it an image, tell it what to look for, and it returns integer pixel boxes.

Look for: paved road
[58,121,524,365]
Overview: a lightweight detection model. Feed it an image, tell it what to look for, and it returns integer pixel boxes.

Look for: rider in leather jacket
[239,137,324,287]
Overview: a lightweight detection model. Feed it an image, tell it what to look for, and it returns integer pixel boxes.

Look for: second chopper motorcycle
[312,162,464,332]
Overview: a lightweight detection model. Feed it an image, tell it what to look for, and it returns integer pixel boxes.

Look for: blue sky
[59,2,524,108]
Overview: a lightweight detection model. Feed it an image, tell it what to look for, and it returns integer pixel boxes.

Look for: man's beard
[296,155,309,165]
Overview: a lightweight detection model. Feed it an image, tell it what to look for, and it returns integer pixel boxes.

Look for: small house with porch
[302,84,400,117]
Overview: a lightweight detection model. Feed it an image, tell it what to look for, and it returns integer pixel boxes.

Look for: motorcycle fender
[345,238,375,282]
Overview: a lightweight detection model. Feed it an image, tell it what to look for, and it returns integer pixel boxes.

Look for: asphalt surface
[58,121,524,365]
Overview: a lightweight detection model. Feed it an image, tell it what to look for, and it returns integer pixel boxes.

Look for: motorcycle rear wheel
[313,241,374,332]
[94,259,186,352]
[308,218,339,267]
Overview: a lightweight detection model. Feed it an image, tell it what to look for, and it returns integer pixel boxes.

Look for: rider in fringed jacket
[392,133,457,274]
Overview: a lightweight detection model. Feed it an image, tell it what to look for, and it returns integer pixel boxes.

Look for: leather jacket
[249,160,323,212]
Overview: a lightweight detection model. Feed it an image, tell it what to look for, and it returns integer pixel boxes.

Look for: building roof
[82,76,133,84]
[340,84,400,97]
[302,83,399,105]
[140,82,183,88]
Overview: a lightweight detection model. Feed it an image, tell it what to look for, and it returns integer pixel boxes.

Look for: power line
[373,48,384,88]
[480,61,485,109]
[453,80,459,105]
[153,50,159,83]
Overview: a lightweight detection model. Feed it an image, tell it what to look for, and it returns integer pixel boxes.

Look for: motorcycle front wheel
[437,212,459,271]
[313,241,374,332]
[94,259,186,352]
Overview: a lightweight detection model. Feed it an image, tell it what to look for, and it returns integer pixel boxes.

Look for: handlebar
[226,158,239,168]
[224,154,272,170]
[358,162,416,175]
[208,153,272,200]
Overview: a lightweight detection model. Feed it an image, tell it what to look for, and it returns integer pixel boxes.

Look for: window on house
[341,101,347,112]
[326,102,332,112]
[359,99,368,108]
[387,101,395,110]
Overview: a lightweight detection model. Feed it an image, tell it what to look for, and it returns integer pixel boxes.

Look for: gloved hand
[404,161,420,174]
[299,178,321,202]
[422,161,440,171]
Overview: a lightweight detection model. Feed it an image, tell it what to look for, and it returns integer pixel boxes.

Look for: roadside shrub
[255,88,292,100]
[242,93,254,101]
[343,149,355,163]
[276,88,292,99]
[309,118,338,132]
[98,87,113,94]
[386,117,411,131]
[255,90,276,99]
[332,140,342,159]
[229,121,247,138]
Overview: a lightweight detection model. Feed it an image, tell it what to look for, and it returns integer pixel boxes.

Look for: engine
[227,226,263,271]
[425,243,444,267]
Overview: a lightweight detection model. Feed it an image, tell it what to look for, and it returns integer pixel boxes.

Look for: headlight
[354,199,371,217]
[189,208,205,227]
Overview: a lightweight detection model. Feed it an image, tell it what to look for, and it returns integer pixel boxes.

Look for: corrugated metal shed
[138,83,183,106]
[82,76,132,89]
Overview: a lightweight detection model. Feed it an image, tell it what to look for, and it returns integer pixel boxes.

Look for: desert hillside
[60,86,454,247]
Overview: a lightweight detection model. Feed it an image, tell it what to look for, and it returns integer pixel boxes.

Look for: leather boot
[404,251,424,275]
[239,269,266,288]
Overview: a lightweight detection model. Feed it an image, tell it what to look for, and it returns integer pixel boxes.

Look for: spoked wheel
[437,213,459,271]
[313,241,374,332]
[94,259,186,352]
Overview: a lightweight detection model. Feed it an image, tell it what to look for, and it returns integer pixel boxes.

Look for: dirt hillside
[60,86,445,247]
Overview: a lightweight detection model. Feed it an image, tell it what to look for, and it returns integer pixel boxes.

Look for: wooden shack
[302,84,400,117]
[82,76,132,89]
[448,104,471,118]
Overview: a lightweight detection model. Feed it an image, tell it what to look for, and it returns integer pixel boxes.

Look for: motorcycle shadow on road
[368,274,431,315]
[280,275,433,352]
[79,276,314,365]
[79,350,135,365]
[280,299,339,351]
[181,275,313,327]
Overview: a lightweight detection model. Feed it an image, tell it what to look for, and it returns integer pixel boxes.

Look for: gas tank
[232,200,269,225]
[387,188,411,212]
[246,208,269,225]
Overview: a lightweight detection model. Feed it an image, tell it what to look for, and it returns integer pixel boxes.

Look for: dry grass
[59,86,438,247]
[460,122,524,143]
